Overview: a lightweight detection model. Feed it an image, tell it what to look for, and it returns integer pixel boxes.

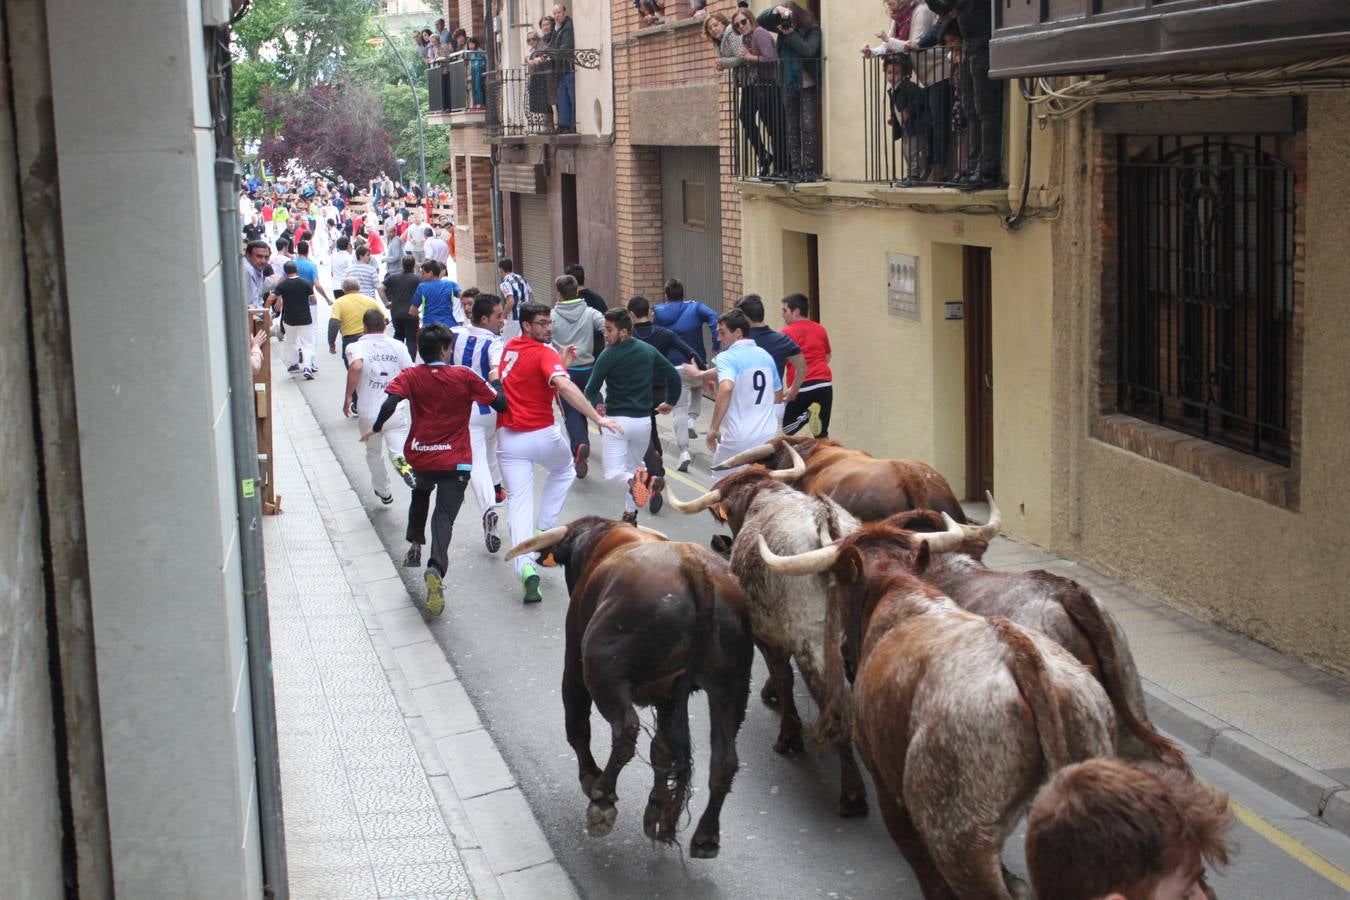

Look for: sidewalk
[657,404,1350,839]
[264,368,577,899]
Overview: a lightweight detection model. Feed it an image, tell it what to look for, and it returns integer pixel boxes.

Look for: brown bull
[884,502,1188,773]
[714,435,967,523]
[507,517,754,858]
[760,524,1115,899]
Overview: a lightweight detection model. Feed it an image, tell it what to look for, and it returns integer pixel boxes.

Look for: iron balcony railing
[862,48,972,187]
[427,50,489,114]
[486,48,601,139]
[726,58,825,183]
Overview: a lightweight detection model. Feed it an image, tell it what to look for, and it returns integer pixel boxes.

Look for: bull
[713,434,967,523]
[759,522,1116,899]
[506,517,753,858]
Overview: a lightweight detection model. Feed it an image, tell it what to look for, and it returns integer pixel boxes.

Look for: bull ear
[912,541,932,575]
[838,545,864,585]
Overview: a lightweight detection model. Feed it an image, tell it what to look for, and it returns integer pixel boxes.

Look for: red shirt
[385,363,497,471]
[782,319,833,384]
[368,230,384,255]
[261,204,274,222]
[498,336,568,432]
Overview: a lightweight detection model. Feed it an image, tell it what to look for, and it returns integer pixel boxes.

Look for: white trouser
[600,415,651,513]
[711,430,779,478]
[280,322,316,370]
[498,425,575,576]
[359,408,409,495]
[467,409,502,514]
[502,319,522,341]
[672,371,704,453]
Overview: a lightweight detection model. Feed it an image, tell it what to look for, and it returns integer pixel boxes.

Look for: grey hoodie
[551,299,606,368]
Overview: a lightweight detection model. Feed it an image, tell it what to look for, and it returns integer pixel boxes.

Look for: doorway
[560,173,579,268]
[660,148,723,307]
[782,230,820,321]
[963,246,993,499]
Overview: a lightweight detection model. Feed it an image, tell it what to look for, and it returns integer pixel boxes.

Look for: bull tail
[1058,585,1190,774]
[812,588,854,748]
[990,616,1071,774]
[679,549,718,682]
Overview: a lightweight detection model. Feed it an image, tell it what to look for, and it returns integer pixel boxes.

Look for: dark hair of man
[282,261,298,275]
[940,16,961,43]
[565,263,586,285]
[418,323,455,362]
[421,260,440,276]
[518,301,551,325]
[401,255,415,273]
[783,293,810,317]
[362,308,387,333]
[1026,759,1232,900]
[626,295,650,317]
[603,308,632,333]
[664,278,685,301]
[297,240,310,256]
[472,294,502,325]
[555,274,579,301]
[275,236,291,252]
[736,294,765,323]
[718,309,750,339]
[245,240,270,256]
[498,257,514,273]
[336,236,350,251]
[356,245,371,260]
[462,287,481,300]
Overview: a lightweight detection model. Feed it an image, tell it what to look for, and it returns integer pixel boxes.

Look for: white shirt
[714,338,782,445]
[330,249,353,285]
[407,227,427,252]
[425,236,450,264]
[345,333,414,415]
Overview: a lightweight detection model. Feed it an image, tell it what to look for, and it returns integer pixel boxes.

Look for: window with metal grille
[1116,134,1295,466]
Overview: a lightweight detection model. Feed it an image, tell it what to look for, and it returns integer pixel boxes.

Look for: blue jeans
[558,366,592,452]
[557,72,576,128]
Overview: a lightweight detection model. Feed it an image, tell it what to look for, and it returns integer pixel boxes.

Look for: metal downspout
[485,0,506,258]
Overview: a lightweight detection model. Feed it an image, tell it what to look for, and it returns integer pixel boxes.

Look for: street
[292,367,1350,900]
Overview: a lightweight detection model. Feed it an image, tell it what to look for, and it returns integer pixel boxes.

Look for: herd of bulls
[505,435,1192,900]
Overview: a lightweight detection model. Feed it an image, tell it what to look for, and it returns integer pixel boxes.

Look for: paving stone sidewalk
[264,368,577,899]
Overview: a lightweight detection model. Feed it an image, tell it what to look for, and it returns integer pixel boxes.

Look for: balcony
[860,49,971,188]
[726,58,825,183]
[485,48,601,143]
[990,0,1350,78]
[427,51,487,125]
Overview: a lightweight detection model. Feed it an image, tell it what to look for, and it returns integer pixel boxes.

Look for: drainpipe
[485,0,506,258]
[215,157,289,900]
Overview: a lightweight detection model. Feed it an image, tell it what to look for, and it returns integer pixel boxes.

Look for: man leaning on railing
[551,3,577,134]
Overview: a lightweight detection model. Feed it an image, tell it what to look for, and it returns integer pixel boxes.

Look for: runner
[779,292,833,437]
[584,308,681,523]
[549,273,606,478]
[497,258,532,341]
[267,261,318,379]
[682,309,781,473]
[627,295,703,506]
[379,255,423,360]
[497,302,620,603]
[343,308,415,505]
[363,323,505,615]
[330,235,354,297]
[412,260,461,331]
[734,294,806,429]
[652,277,721,458]
[451,293,508,552]
[293,240,332,304]
[348,245,382,298]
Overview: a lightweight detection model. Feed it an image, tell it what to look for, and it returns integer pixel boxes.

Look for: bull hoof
[580,772,599,798]
[642,801,661,841]
[773,732,805,755]
[838,792,869,818]
[586,799,618,837]
[689,835,720,859]
[759,681,779,706]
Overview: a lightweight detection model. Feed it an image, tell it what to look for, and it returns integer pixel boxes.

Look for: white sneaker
[677,451,692,472]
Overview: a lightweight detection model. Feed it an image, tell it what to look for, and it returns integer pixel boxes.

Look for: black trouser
[643,411,666,478]
[393,316,419,361]
[558,367,592,454]
[962,46,1002,179]
[340,333,360,369]
[782,382,833,438]
[406,470,469,577]
[926,79,952,175]
[784,84,820,176]
[739,82,786,175]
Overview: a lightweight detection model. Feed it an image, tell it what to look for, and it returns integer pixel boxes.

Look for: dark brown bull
[714,435,967,523]
[760,523,1115,899]
[507,517,754,858]
[884,502,1188,773]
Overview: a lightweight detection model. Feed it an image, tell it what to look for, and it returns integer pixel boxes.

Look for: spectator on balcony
[466,36,487,108]
[551,4,577,134]
[525,30,555,134]
[706,12,737,63]
[758,3,822,183]
[635,0,664,28]
[885,55,927,186]
[417,29,436,65]
[689,0,708,18]
[926,0,998,189]
[434,19,450,46]
[733,9,783,178]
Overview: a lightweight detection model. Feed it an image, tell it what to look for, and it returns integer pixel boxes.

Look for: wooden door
[661,148,723,308]
[964,246,993,499]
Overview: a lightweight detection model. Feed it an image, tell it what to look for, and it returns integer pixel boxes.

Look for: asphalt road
[291,356,1350,900]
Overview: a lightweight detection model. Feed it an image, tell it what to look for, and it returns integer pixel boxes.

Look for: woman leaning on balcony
[525,28,555,134]
[758,2,822,183]
[709,10,784,179]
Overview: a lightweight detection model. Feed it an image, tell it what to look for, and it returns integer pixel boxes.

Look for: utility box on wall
[887,253,919,322]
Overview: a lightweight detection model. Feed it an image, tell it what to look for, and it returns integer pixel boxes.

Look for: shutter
[517,192,554,304]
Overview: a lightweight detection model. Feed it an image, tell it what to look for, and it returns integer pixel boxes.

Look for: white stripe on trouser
[467,409,502,514]
[280,322,316,370]
[358,409,409,495]
[497,425,576,576]
[600,415,650,513]
[711,431,779,478]
[672,371,704,452]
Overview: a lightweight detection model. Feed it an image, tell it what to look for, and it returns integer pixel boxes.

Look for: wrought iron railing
[862,48,970,186]
[485,48,601,138]
[427,50,488,114]
[727,58,824,182]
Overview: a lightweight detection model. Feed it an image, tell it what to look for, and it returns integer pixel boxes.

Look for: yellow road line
[662,469,711,495]
[1227,797,1350,890]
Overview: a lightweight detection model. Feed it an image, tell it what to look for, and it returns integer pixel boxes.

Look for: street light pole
[373,24,428,203]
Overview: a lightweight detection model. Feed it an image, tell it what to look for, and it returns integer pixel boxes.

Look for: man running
[497,258,531,341]
[451,293,508,552]
[411,261,461,334]
[293,240,332,304]
[585,308,681,523]
[380,255,422,360]
[550,273,607,478]
[330,235,354,297]
[424,226,450,268]
[652,277,721,454]
[683,309,781,473]
[364,323,505,615]
[779,293,833,437]
[268,261,318,378]
[627,295,702,506]
[344,308,416,504]
[348,244,382,298]
[328,278,383,410]
[498,302,620,603]
[734,294,805,429]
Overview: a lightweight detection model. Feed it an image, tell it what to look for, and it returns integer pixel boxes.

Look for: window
[1115,134,1295,465]
[682,180,706,228]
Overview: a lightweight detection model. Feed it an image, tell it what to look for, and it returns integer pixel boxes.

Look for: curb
[1143,680,1350,837]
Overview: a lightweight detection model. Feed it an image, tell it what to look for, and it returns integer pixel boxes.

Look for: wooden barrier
[249,308,282,515]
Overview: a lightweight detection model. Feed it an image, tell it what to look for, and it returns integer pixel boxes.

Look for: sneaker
[482,509,501,554]
[629,466,652,508]
[351,396,359,415]
[783,410,811,436]
[494,483,506,504]
[677,451,692,472]
[403,546,421,567]
[375,489,394,505]
[648,477,664,515]
[302,368,315,381]
[392,455,415,489]
[574,443,589,479]
[521,563,542,604]
[286,364,300,373]
[425,568,445,616]
[621,510,638,525]
[808,403,823,437]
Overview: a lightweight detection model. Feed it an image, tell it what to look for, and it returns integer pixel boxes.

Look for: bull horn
[940,492,1003,543]
[915,514,967,554]
[768,443,807,481]
[635,525,669,540]
[710,442,777,471]
[505,526,568,561]
[666,483,722,515]
[757,533,840,576]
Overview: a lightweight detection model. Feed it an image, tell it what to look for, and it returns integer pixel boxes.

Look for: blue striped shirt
[452,325,504,414]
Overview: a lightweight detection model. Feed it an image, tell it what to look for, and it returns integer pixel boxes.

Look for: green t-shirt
[584,337,682,418]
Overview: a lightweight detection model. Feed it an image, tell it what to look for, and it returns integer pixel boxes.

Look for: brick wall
[470,156,495,260]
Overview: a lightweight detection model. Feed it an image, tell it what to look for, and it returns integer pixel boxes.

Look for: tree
[259,78,395,184]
